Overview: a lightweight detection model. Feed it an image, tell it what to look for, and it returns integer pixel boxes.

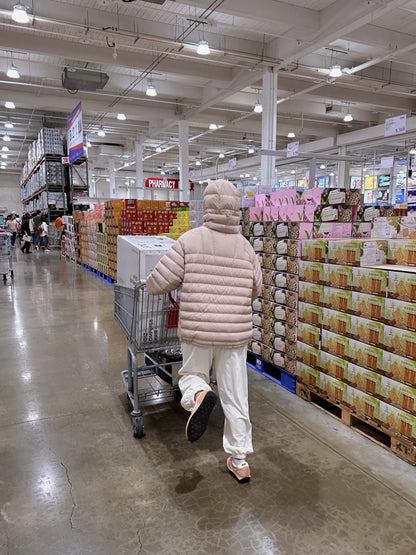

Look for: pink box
[249,207,263,222]
[300,188,323,205]
[263,206,280,222]
[279,205,288,221]
[255,194,269,207]
[287,205,304,222]
[241,197,255,208]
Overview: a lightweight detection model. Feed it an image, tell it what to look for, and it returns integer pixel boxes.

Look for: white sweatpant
[178,343,253,459]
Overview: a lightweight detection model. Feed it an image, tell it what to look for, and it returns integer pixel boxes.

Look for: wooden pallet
[297,382,416,465]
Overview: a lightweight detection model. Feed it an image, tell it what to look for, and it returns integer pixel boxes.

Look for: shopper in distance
[146,180,262,482]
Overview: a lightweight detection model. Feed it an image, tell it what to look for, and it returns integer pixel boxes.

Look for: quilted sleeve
[251,251,263,300]
[146,239,185,295]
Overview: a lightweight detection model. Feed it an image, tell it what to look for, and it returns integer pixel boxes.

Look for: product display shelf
[297,237,416,464]
[247,351,297,393]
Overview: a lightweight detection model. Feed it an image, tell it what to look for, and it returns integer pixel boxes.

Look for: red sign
[145,177,180,189]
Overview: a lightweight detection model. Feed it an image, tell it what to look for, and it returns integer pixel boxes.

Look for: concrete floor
[1,250,416,555]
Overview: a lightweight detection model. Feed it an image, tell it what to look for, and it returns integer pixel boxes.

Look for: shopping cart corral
[114,281,182,438]
[0,230,13,282]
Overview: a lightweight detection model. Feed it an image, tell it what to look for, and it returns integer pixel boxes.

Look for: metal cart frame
[114,281,181,438]
[0,231,13,282]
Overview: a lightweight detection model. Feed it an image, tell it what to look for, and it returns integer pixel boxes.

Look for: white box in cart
[117,235,176,288]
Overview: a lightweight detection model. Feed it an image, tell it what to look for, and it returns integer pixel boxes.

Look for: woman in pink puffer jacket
[146,179,262,482]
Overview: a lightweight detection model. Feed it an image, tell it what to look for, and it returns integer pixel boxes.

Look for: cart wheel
[133,418,145,439]
[10,271,13,279]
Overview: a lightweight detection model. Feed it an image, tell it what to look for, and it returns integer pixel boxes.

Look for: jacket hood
[203,179,241,233]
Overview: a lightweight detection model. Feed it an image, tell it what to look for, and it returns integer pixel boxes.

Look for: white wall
[0,173,21,216]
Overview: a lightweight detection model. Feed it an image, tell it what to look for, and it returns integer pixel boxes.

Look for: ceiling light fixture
[410,148,416,155]
[291,170,296,174]
[287,132,295,138]
[219,153,224,159]
[156,146,162,153]
[329,64,342,78]
[253,176,257,181]
[245,173,250,178]
[5,101,15,109]
[344,113,353,122]
[209,123,218,130]
[161,170,166,175]
[320,164,326,169]
[3,135,11,142]
[196,40,210,55]
[117,113,126,120]
[2,146,9,152]
[253,102,263,114]
[86,141,92,147]
[248,147,255,154]
[12,4,30,24]
[97,128,106,137]
[4,122,14,129]
[195,160,201,166]
[7,65,20,79]
[1,154,8,159]
[146,82,157,97]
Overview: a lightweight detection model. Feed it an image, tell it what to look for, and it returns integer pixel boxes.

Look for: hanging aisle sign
[145,177,180,189]
[287,141,299,158]
[385,114,406,137]
[68,102,84,163]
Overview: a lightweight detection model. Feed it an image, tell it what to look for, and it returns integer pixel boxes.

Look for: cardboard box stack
[298,235,416,445]
[104,200,123,280]
[189,200,204,229]
[61,216,76,260]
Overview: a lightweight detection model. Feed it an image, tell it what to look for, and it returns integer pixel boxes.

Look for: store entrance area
[1,252,416,554]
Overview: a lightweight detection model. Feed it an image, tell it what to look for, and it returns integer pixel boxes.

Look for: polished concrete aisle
[1,250,416,555]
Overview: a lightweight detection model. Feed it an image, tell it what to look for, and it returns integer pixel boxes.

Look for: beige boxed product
[321,329,349,359]
[322,308,352,336]
[352,267,388,296]
[297,342,321,368]
[350,315,384,347]
[397,216,416,239]
[252,312,272,331]
[321,351,349,382]
[301,240,327,262]
[351,389,384,424]
[116,235,175,288]
[383,325,416,360]
[383,403,416,442]
[390,380,416,415]
[270,288,298,308]
[252,298,276,318]
[327,264,353,290]
[371,217,399,239]
[298,302,323,326]
[324,286,353,313]
[260,343,274,363]
[388,270,416,302]
[273,321,297,343]
[298,282,325,305]
[387,240,416,266]
[296,361,321,389]
[352,291,386,322]
[298,322,321,348]
[327,240,387,267]
[299,260,325,283]
[324,374,354,407]
[350,338,384,373]
[383,351,416,386]
[261,329,275,348]
[384,298,416,332]
[354,366,391,401]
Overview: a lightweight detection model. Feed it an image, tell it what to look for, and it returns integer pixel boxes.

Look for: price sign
[287,141,299,158]
[68,102,84,163]
[385,114,406,137]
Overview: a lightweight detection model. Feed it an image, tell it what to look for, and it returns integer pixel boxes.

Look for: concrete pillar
[261,67,278,187]
[338,146,350,189]
[108,158,116,198]
[179,120,190,202]
[135,139,144,199]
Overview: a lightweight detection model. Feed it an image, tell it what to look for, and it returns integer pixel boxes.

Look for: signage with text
[145,177,180,189]
[385,114,406,137]
[68,102,84,164]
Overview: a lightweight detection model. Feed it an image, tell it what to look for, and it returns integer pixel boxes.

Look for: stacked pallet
[104,200,123,280]
[297,236,416,461]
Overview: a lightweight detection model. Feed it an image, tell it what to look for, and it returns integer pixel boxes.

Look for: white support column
[338,146,350,189]
[179,120,190,202]
[135,139,144,200]
[261,67,278,187]
[108,158,116,198]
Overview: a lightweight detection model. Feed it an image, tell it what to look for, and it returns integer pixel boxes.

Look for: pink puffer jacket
[146,180,262,348]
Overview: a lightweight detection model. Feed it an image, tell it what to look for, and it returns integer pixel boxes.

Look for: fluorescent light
[248,147,255,154]
[253,102,263,114]
[106,178,110,182]
[3,135,11,142]
[329,64,342,78]
[410,148,416,155]
[287,132,295,138]
[196,40,210,55]
[97,128,106,137]
[117,113,126,120]
[12,4,29,24]
[244,173,250,178]
[156,146,162,153]
[1,154,8,159]
[344,113,353,122]
[320,164,326,169]
[195,160,201,166]
[219,153,224,159]
[4,122,14,129]
[7,65,20,79]
[146,83,157,97]
[5,101,15,109]
[2,146,9,152]
[209,123,218,130]
[291,170,296,174]
[253,176,257,181]
[329,172,335,176]
[161,171,165,175]
[239,174,244,178]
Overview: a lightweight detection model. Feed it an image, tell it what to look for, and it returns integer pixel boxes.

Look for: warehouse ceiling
[1,0,416,178]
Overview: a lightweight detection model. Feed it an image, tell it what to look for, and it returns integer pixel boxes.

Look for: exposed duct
[62,68,109,92]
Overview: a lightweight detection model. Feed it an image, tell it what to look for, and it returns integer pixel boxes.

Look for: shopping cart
[0,230,13,282]
[114,281,182,438]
